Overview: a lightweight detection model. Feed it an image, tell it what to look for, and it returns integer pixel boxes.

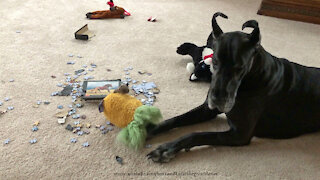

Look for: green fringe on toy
[116,105,162,150]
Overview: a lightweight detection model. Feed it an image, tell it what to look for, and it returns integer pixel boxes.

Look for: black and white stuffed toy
[176,34,216,82]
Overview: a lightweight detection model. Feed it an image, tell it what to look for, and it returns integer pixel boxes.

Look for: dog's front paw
[147,142,178,163]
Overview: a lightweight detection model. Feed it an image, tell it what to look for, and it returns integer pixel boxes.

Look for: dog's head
[207,12,261,113]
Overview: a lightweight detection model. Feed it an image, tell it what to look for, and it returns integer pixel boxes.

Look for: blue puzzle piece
[7,106,14,110]
[29,139,37,144]
[4,139,10,144]
[106,127,114,131]
[32,126,38,132]
[82,142,89,147]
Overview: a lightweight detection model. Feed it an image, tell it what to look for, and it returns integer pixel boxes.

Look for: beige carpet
[1,0,320,179]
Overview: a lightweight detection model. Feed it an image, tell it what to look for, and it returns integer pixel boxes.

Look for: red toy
[86,0,130,19]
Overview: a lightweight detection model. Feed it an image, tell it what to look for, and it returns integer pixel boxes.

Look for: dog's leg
[147,129,252,163]
[147,102,221,137]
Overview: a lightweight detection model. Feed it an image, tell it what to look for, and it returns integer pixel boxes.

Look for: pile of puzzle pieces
[0,95,14,115]
[121,68,159,106]
[3,53,159,150]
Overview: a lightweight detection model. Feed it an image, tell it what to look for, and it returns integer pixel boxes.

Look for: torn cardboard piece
[75,24,95,40]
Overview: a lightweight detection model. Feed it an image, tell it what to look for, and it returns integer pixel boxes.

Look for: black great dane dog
[146,12,320,163]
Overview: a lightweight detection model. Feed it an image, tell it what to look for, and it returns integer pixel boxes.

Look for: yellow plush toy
[101,85,162,149]
[103,93,142,128]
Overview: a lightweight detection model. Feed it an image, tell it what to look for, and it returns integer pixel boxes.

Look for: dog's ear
[211,12,228,38]
[242,20,260,45]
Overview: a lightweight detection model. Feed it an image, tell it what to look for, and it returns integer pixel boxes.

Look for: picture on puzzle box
[82,80,121,100]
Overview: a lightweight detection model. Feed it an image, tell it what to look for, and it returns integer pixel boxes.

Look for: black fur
[146,12,320,163]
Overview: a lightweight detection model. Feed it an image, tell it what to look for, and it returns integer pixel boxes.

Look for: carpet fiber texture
[0,0,320,179]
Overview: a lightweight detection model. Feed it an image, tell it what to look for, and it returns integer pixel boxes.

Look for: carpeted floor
[0,0,320,179]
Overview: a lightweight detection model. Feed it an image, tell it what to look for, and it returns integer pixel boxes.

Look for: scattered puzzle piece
[29,139,37,144]
[55,110,69,118]
[106,127,114,131]
[116,156,123,165]
[82,142,89,147]
[66,124,73,131]
[32,126,38,132]
[72,114,80,119]
[83,130,90,134]
[86,123,91,128]
[58,116,67,124]
[0,110,7,114]
[75,69,85,75]
[138,70,146,74]
[3,139,10,145]
[7,106,14,110]
[32,104,39,108]
[90,63,97,68]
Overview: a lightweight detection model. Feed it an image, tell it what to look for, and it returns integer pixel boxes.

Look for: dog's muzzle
[208,97,217,110]
[208,96,234,113]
